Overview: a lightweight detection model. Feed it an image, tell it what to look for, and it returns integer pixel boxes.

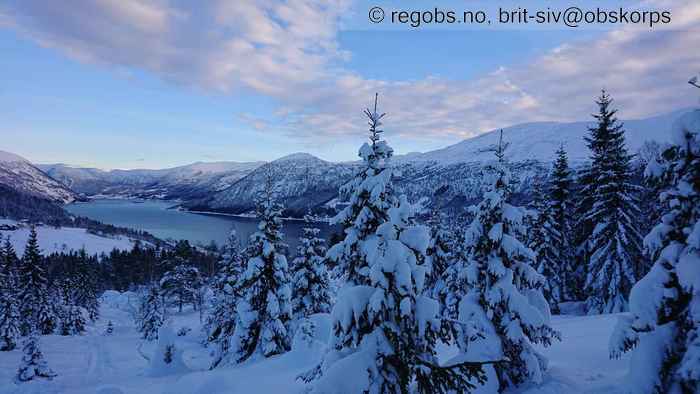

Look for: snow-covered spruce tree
[291,213,331,322]
[18,227,57,335]
[455,131,559,391]
[59,302,86,336]
[15,331,57,383]
[309,95,488,394]
[136,286,165,341]
[160,264,202,312]
[0,236,21,350]
[609,79,700,394]
[529,179,563,314]
[207,229,244,368]
[229,169,292,364]
[548,145,576,301]
[583,91,644,314]
[325,96,395,287]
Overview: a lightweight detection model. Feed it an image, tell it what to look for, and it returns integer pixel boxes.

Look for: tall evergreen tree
[0,237,21,350]
[308,95,488,394]
[583,91,644,314]
[610,82,700,393]
[325,96,395,287]
[229,170,292,363]
[454,131,559,390]
[18,227,56,335]
[529,179,563,314]
[207,229,244,369]
[291,214,331,321]
[548,145,576,301]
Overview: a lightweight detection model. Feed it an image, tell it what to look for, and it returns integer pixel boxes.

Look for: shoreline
[187,209,331,223]
[70,197,333,224]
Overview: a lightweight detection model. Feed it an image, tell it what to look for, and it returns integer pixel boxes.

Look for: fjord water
[65,199,335,248]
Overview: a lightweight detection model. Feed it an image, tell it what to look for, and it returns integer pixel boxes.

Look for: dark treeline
[46,240,219,293]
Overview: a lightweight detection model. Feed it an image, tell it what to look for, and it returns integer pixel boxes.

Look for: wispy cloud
[2,0,699,146]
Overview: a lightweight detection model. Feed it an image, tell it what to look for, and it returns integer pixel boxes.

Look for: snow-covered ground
[0,297,633,394]
[0,221,135,256]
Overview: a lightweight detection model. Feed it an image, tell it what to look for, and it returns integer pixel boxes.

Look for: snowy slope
[0,150,79,203]
[397,109,688,165]
[0,221,136,255]
[199,153,357,216]
[39,161,263,199]
[0,300,633,394]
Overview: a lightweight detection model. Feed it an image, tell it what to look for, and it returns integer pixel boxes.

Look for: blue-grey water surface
[65,199,335,249]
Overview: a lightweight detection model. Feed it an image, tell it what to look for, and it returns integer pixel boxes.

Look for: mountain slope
[194,153,357,216]
[39,161,263,199]
[397,109,688,165]
[0,150,78,203]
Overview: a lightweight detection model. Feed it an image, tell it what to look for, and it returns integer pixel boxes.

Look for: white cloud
[2,0,699,147]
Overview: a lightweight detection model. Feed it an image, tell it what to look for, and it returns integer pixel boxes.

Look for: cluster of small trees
[493,91,649,316]
[202,169,332,368]
[134,258,206,341]
[0,228,101,382]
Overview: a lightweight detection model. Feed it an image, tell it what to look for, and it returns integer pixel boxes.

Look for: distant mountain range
[1,108,689,217]
[37,161,263,200]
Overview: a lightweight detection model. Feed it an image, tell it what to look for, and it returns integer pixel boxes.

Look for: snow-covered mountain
[0,150,79,203]
[191,153,358,216]
[39,161,263,199]
[395,109,687,165]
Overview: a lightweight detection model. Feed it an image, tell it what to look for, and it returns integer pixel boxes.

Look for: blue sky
[1,1,698,169]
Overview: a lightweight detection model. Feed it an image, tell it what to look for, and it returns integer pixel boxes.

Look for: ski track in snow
[0,303,632,394]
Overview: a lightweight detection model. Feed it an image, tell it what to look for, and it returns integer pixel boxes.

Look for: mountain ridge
[7,107,689,215]
[0,150,79,204]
